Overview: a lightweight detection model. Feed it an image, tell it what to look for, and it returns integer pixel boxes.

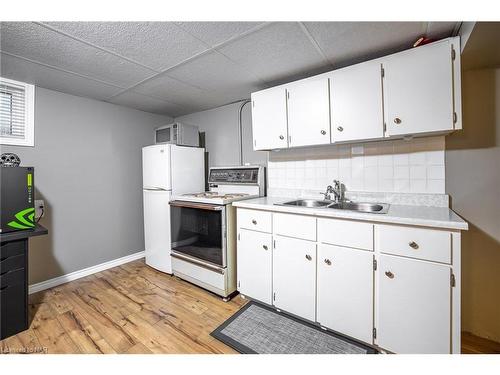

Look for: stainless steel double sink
[275,199,389,214]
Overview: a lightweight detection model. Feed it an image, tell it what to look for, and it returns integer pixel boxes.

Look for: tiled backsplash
[267,136,446,196]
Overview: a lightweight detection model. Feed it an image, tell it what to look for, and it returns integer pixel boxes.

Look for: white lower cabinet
[236,208,459,353]
[377,254,451,354]
[317,244,374,344]
[237,229,273,305]
[273,235,316,321]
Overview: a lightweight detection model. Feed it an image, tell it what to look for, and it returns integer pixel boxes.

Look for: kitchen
[0,1,499,372]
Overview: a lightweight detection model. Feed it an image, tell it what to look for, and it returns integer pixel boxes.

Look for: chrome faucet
[332,180,344,203]
[321,180,344,202]
[321,185,334,201]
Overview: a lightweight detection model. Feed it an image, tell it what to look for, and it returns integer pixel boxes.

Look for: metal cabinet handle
[385,271,394,279]
[320,129,326,135]
[263,245,268,250]
[409,241,419,249]
[394,117,402,124]
[337,126,343,132]
[305,254,312,261]
[252,219,257,225]
[324,259,332,266]
[279,135,284,140]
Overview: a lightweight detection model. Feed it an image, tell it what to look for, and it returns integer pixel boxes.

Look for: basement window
[0,77,35,147]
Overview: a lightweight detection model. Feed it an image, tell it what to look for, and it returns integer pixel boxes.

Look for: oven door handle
[171,252,225,274]
[169,200,224,211]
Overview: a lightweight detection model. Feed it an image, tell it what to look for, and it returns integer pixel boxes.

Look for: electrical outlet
[351,145,364,155]
[34,199,45,219]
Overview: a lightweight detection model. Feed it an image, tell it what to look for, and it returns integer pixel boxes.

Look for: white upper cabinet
[286,78,331,147]
[250,37,461,150]
[251,86,288,150]
[330,61,384,142]
[383,39,455,136]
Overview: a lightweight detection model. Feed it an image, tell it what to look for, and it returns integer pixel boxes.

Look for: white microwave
[155,122,199,147]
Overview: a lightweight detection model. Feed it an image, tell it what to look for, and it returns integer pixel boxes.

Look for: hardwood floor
[462,332,500,354]
[1,258,499,354]
[0,259,245,354]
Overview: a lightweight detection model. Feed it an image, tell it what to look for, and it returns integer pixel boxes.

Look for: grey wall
[446,68,500,342]
[175,101,267,167]
[1,87,171,284]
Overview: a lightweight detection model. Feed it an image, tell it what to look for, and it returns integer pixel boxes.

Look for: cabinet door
[330,61,384,142]
[383,40,454,136]
[287,78,330,147]
[237,229,273,304]
[317,244,374,344]
[273,236,316,321]
[251,87,288,150]
[377,255,451,353]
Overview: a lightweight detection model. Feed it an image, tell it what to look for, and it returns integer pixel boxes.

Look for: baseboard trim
[28,251,145,295]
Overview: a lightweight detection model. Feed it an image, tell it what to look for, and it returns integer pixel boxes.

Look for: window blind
[0,77,34,146]
[0,81,27,139]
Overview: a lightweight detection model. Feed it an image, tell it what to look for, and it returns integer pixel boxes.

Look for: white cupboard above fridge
[251,37,461,151]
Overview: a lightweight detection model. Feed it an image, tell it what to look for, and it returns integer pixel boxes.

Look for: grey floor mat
[211,301,377,354]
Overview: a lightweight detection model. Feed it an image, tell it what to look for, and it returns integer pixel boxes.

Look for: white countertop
[233,197,468,231]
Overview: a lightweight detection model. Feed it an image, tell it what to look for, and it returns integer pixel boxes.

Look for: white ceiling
[0,21,459,117]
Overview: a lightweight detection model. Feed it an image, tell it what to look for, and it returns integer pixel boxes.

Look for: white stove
[172,165,265,205]
[178,192,256,205]
[169,165,265,301]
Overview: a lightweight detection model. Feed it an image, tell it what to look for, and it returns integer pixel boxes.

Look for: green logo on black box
[7,207,35,229]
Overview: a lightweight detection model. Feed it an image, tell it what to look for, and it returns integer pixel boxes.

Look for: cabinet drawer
[375,225,451,264]
[318,218,373,250]
[273,213,316,241]
[0,254,25,274]
[0,240,25,259]
[0,268,25,288]
[0,282,27,340]
[237,209,272,233]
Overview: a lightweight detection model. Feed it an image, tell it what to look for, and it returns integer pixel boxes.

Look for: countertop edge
[233,200,469,231]
[0,224,49,242]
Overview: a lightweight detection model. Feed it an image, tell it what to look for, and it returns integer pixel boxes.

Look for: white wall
[1,87,171,284]
[175,101,267,167]
[446,68,500,342]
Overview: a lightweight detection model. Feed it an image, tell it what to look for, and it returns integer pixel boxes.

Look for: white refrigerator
[142,144,204,273]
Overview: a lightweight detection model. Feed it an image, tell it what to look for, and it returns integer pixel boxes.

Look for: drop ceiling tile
[217,22,328,84]
[0,52,123,101]
[175,22,264,47]
[135,72,258,114]
[108,91,182,116]
[133,73,208,104]
[0,22,155,87]
[303,22,426,67]
[45,22,210,71]
[166,50,263,93]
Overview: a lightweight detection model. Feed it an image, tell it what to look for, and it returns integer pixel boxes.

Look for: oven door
[169,201,226,268]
